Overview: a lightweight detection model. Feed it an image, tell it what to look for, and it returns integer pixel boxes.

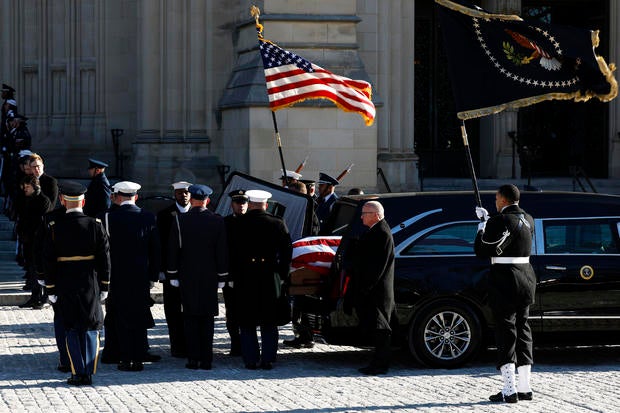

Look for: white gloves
[170,279,180,288]
[475,206,489,221]
[218,282,225,289]
[158,272,166,282]
[48,295,57,304]
[227,281,234,289]
[37,279,45,287]
[478,221,487,233]
[100,291,108,302]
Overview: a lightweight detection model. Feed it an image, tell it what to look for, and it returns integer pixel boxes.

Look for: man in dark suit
[43,181,111,386]
[474,184,536,404]
[235,189,292,370]
[28,154,58,209]
[167,184,229,370]
[156,180,192,358]
[316,172,339,234]
[223,189,248,356]
[104,181,161,372]
[351,200,395,376]
[84,158,111,217]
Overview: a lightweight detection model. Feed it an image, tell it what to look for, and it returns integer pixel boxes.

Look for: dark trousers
[492,304,534,369]
[117,324,147,363]
[184,315,214,364]
[240,324,278,365]
[53,305,70,367]
[222,286,240,353]
[163,281,186,355]
[66,329,100,376]
[371,329,391,369]
[101,305,119,362]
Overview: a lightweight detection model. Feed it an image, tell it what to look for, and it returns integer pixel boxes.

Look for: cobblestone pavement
[0,304,618,413]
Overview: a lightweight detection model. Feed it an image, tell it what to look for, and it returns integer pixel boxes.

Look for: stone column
[608,0,620,178]
[137,0,162,140]
[479,0,522,179]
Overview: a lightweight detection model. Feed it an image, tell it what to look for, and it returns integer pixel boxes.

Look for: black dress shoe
[358,365,388,375]
[81,375,92,385]
[259,362,273,370]
[199,362,212,370]
[143,353,162,362]
[67,375,83,386]
[57,364,71,373]
[185,360,199,370]
[18,299,35,308]
[117,361,134,372]
[131,361,144,372]
[489,391,518,403]
[518,392,533,401]
[245,363,257,370]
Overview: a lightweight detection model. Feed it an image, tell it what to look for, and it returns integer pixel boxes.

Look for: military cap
[18,149,33,158]
[280,170,302,180]
[246,189,272,203]
[59,180,87,201]
[317,172,339,186]
[300,179,316,186]
[228,189,248,202]
[88,158,108,169]
[112,181,141,196]
[188,184,213,200]
[172,181,192,190]
[5,99,16,107]
[2,84,15,93]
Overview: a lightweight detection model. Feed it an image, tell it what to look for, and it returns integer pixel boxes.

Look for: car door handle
[545,265,567,271]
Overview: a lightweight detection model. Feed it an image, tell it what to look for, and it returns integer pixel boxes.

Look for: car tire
[408,300,482,368]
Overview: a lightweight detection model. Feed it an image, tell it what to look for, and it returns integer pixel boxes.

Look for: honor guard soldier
[43,181,111,386]
[167,184,229,370]
[474,184,536,403]
[104,181,161,372]
[84,158,111,217]
[300,179,317,200]
[236,189,292,370]
[280,170,302,187]
[316,172,339,233]
[223,189,248,356]
[157,181,192,358]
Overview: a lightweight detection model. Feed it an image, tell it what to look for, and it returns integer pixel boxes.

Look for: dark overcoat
[157,203,183,273]
[351,218,395,331]
[43,211,111,330]
[316,193,338,232]
[84,172,111,217]
[38,173,58,210]
[235,209,292,327]
[474,204,537,310]
[105,204,160,329]
[167,207,228,316]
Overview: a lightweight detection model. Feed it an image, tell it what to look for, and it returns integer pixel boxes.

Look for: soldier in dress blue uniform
[474,184,536,403]
[43,181,111,386]
[83,158,111,217]
[316,172,339,234]
[104,181,161,372]
[223,189,248,356]
[167,184,229,370]
[235,189,292,370]
[156,180,192,358]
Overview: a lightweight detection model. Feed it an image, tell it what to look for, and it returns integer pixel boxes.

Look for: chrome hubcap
[423,310,471,360]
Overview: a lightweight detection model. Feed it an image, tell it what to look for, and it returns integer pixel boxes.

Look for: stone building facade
[1,0,619,195]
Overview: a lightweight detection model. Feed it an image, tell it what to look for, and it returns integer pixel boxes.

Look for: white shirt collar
[177,202,191,213]
[66,207,83,213]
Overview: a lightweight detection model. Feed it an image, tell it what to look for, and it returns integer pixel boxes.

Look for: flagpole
[271,111,290,187]
[460,120,482,207]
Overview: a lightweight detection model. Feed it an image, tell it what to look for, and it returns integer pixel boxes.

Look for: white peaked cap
[246,189,272,203]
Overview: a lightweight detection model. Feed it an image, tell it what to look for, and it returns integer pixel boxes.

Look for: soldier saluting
[43,181,111,386]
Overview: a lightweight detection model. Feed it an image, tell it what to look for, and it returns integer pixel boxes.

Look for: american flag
[259,39,376,126]
[291,236,342,276]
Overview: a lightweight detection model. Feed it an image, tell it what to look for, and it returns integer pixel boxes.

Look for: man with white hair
[350,200,395,375]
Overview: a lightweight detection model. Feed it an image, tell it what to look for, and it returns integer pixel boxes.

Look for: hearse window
[400,223,478,255]
[324,203,359,236]
[543,220,618,254]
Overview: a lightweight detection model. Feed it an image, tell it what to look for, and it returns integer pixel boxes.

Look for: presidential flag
[258,38,376,126]
[435,0,618,120]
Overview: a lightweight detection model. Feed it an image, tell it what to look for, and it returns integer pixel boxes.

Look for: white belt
[491,257,529,264]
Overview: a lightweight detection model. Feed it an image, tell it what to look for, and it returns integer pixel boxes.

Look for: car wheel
[409,300,482,368]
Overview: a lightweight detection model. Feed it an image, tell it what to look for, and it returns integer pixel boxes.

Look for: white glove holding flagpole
[475,206,489,221]
[170,279,180,288]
